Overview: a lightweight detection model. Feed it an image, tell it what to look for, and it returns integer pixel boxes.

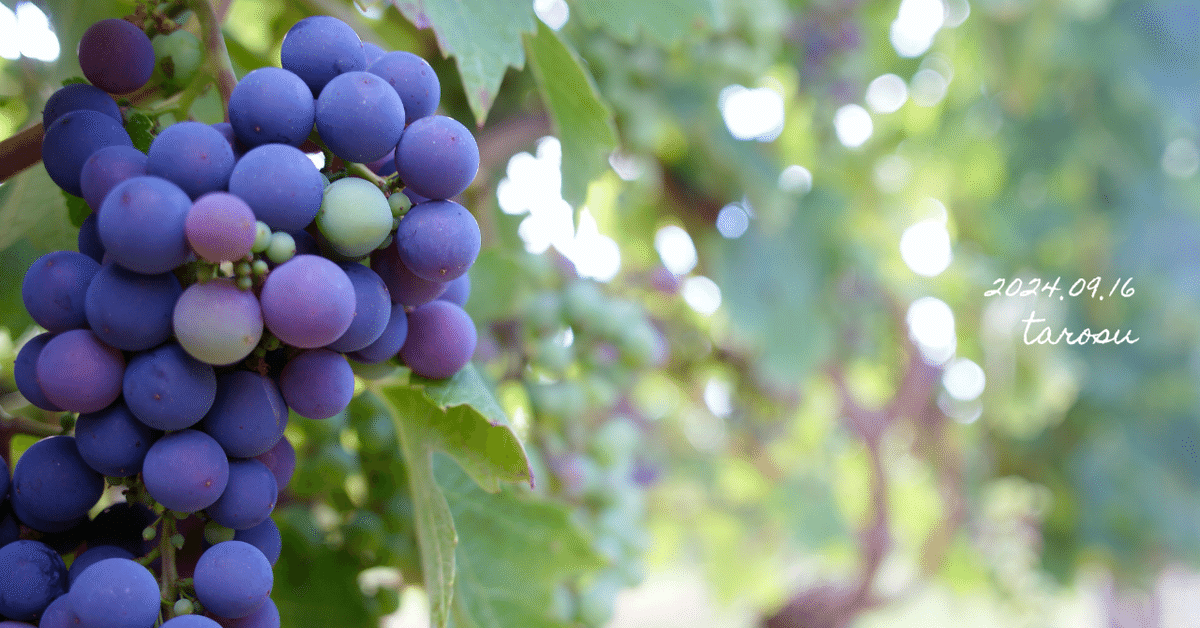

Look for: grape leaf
[379,363,534,628]
[388,0,536,125]
[571,0,718,46]
[435,455,604,628]
[525,21,617,209]
[273,506,376,627]
[0,165,78,255]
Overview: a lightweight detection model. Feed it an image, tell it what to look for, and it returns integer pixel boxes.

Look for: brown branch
[0,123,44,183]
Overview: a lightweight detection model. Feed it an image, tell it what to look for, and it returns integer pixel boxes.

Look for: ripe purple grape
[79,145,148,212]
[227,144,325,231]
[200,371,288,458]
[0,540,68,621]
[395,199,481,282]
[74,401,161,477]
[21,249,99,333]
[370,243,446,307]
[346,301,408,364]
[279,349,354,420]
[35,329,125,414]
[77,18,155,94]
[123,341,218,431]
[41,108,133,197]
[395,115,479,200]
[142,429,230,513]
[147,121,237,199]
[229,67,315,148]
[326,262,391,353]
[254,435,296,492]
[42,83,121,128]
[98,175,192,274]
[259,254,355,348]
[315,70,405,163]
[10,436,104,533]
[369,50,440,124]
[438,272,470,306]
[206,458,278,531]
[194,541,273,619]
[67,545,136,586]
[280,15,366,96]
[84,262,182,351]
[69,557,160,628]
[234,517,282,565]
[401,300,477,379]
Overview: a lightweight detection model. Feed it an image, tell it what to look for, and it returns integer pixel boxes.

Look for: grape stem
[347,162,392,192]
[159,513,180,619]
[189,0,236,120]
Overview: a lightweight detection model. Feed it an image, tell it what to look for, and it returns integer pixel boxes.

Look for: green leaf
[65,191,89,228]
[388,0,537,124]
[378,364,534,628]
[386,364,533,491]
[436,455,605,628]
[525,21,618,209]
[125,112,155,154]
[571,0,717,46]
[273,506,376,626]
[396,421,458,628]
[0,165,78,255]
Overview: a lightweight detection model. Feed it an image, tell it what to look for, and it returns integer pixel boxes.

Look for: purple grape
[234,517,281,565]
[21,249,99,333]
[279,349,354,420]
[206,458,277,530]
[84,262,182,351]
[315,71,405,163]
[187,192,258,262]
[10,436,104,533]
[395,115,478,200]
[438,272,470,306]
[368,50,440,124]
[164,617,223,628]
[395,199,480,282]
[78,212,105,261]
[194,541,273,619]
[69,557,160,628]
[227,144,324,231]
[67,545,135,586]
[147,121,237,199]
[123,341,218,431]
[229,67,315,148]
[401,300,477,379]
[200,371,288,459]
[173,278,264,366]
[78,18,155,94]
[211,122,247,158]
[142,429,230,513]
[36,592,80,628]
[346,302,407,364]
[74,400,161,477]
[366,147,397,177]
[253,436,296,492]
[326,262,391,353]
[362,41,386,66]
[0,540,68,621]
[370,243,446,307]
[259,255,354,348]
[98,175,192,274]
[213,597,280,628]
[42,109,133,197]
[79,145,147,212]
[280,15,366,96]
[42,83,121,128]
[35,329,124,413]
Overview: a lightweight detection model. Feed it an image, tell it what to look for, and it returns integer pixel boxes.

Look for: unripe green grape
[388,191,412,217]
[316,177,393,258]
[236,275,253,291]
[204,520,236,545]
[251,259,269,276]
[266,231,296,263]
[251,221,272,252]
[152,30,203,84]
[174,598,195,616]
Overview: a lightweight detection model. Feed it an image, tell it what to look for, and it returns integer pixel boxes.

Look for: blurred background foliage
[1,0,1198,626]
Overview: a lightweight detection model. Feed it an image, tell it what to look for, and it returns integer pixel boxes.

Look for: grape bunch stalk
[4,9,482,627]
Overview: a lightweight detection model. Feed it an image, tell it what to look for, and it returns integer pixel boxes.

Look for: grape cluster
[6,12,480,626]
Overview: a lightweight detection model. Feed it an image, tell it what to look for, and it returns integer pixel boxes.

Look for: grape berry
[7,11,482,626]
